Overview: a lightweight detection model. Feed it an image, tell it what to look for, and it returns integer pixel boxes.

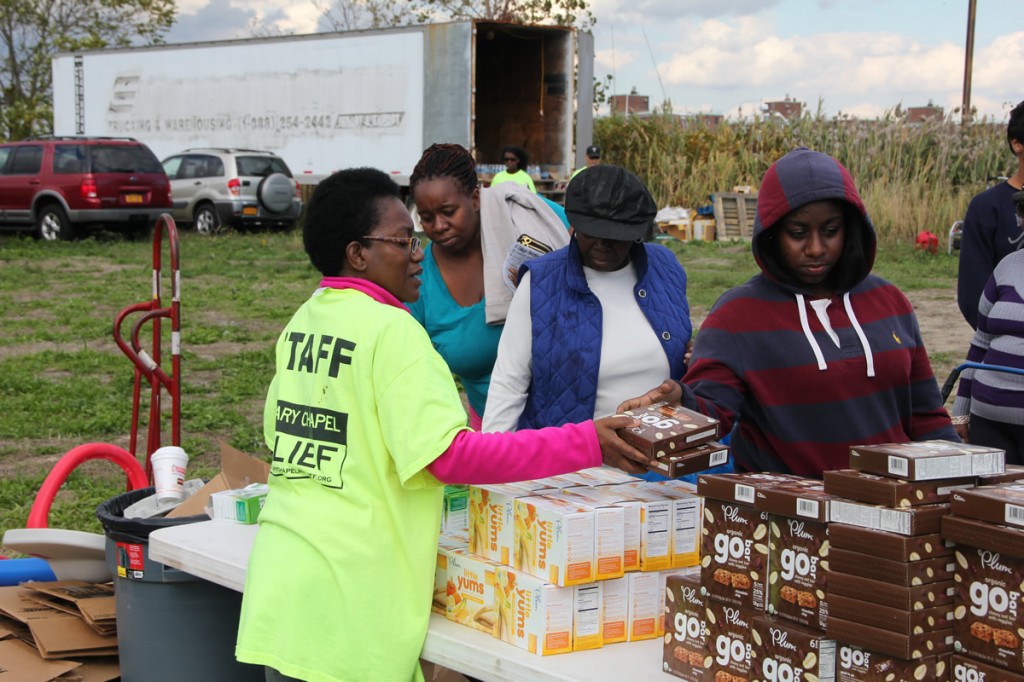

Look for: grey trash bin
[97,487,262,682]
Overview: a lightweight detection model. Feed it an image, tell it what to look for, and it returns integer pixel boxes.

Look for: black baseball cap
[565,165,656,241]
[585,145,601,159]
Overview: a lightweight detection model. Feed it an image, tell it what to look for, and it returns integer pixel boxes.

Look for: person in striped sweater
[951,191,1024,464]
[619,147,958,477]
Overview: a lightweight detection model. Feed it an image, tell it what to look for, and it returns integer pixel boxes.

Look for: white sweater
[482,266,670,432]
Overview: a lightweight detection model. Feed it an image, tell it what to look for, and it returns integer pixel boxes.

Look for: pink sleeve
[426,421,602,485]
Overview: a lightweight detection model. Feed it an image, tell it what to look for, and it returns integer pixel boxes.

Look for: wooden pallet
[712,192,758,240]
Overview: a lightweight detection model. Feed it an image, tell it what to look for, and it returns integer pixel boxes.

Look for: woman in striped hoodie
[620,147,958,477]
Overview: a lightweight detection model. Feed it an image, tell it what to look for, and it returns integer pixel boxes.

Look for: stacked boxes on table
[663,472,839,682]
[942,482,1024,679]
[821,441,1007,680]
[616,401,729,480]
[438,466,707,657]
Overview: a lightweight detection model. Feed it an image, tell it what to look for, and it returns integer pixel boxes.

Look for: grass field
[0,226,965,543]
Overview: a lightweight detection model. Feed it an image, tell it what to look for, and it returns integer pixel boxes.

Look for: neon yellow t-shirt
[236,287,469,682]
[490,169,536,193]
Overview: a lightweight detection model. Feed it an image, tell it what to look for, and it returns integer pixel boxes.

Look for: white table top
[149,520,669,682]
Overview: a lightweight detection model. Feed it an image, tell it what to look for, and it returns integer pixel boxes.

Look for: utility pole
[961,0,977,125]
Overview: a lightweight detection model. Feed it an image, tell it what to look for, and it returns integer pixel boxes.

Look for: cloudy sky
[167,0,1024,121]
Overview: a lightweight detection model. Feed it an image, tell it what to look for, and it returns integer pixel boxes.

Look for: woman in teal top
[409,241,503,424]
[407,143,501,428]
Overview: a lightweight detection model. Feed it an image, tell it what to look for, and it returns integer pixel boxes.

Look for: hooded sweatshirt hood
[751,148,880,378]
[752,147,877,295]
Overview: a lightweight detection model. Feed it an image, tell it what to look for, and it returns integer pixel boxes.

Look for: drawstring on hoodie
[795,293,876,378]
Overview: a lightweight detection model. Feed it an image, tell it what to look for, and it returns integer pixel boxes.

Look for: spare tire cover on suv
[257,173,295,214]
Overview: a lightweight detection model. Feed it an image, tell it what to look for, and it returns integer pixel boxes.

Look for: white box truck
[51,21,595,188]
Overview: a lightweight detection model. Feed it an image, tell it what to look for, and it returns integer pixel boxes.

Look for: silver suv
[161,148,302,234]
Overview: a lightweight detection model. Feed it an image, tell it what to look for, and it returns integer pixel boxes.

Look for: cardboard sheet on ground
[56,657,119,682]
[21,582,115,636]
[0,638,80,681]
[0,586,117,659]
[167,441,270,518]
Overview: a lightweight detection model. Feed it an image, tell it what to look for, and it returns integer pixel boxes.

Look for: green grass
[0,216,967,547]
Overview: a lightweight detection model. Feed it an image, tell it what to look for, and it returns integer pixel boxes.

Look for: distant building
[681,114,723,129]
[609,87,650,115]
[906,101,944,123]
[763,95,803,121]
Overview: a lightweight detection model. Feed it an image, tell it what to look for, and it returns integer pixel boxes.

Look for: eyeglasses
[503,156,518,163]
[361,235,423,256]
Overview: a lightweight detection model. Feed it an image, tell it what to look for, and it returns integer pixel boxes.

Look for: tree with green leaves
[317,0,593,31]
[0,0,175,141]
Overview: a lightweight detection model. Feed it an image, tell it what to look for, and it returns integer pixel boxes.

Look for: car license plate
[243,207,258,216]
[124,193,143,204]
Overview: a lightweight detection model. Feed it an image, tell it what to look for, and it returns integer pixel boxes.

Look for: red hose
[27,443,149,529]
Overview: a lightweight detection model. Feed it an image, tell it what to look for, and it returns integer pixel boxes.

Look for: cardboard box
[848,441,1004,481]
[445,549,500,636]
[604,484,674,571]
[440,485,469,535]
[561,487,640,574]
[950,483,1024,528]
[208,483,268,524]
[514,495,595,586]
[167,441,270,518]
[494,566,574,656]
[468,483,537,563]
[615,402,719,457]
[600,576,628,645]
[0,585,118,660]
[626,571,661,641]
[434,534,467,616]
[572,582,603,651]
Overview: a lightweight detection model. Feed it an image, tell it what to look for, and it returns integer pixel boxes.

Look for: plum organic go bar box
[615,401,719,457]
[848,440,1005,481]
[823,468,975,508]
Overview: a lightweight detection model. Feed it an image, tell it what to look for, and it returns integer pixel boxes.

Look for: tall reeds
[595,110,1010,244]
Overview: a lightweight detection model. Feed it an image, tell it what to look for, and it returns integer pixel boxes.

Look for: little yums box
[614,480,703,570]
[595,484,674,572]
[445,549,500,636]
[573,582,603,651]
[615,401,720,457]
[514,495,595,586]
[494,565,574,656]
[561,483,638,573]
[468,482,540,564]
[434,534,468,616]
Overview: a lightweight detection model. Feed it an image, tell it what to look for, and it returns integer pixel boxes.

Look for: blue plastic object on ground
[0,557,57,585]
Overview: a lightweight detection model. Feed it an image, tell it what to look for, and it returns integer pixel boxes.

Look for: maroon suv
[0,136,172,240]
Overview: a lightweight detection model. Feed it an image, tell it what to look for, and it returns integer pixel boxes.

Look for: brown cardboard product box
[826,615,952,659]
[835,643,946,682]
[828,499,948,536]
[949,483,1024,528]
[766,515,829,631]
[750,614,837,682]
[827,524,952,562]
[828,547,955,586]
[827,571,954,610]
[167,441,270,518]
[754,481,833,523]
[703,600,755,682]
[616,402,719,457]
[662,574,707,681]
[950,653,1024,681]
[823,468,976,507]
[697,472,809,505]
[978,464,1024,485]
[848,441,1004,481]
[20,581,116,636]
[648,440,730,479]
[828,593,952,635]
[942,513,1024,557]
[952,544,1024,673]
[699,498,769,610]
